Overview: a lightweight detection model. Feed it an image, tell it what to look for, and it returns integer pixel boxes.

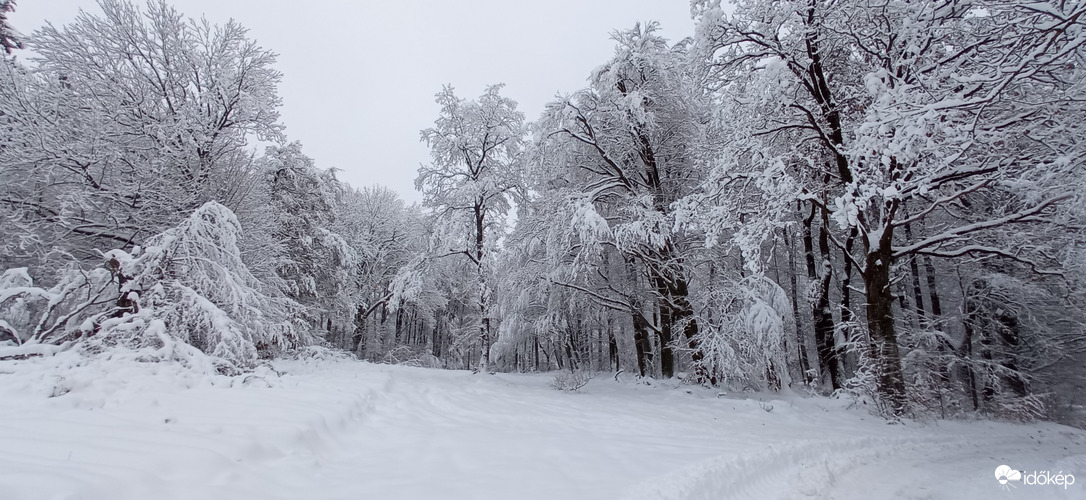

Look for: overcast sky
[11,1,695,203]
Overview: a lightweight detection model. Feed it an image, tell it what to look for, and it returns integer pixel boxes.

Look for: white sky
[10,1,695,203]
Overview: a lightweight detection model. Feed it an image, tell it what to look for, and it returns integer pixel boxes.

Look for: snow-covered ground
[2,352,1084,500]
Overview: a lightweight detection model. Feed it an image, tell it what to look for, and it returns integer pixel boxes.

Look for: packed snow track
[1,356,1083,499]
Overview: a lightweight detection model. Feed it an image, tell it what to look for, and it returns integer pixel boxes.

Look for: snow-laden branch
[892,195,1072,258]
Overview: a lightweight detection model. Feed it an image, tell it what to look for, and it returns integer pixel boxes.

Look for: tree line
[1,0,1084,420]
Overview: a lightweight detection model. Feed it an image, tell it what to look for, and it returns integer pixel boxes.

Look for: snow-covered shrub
[840,339,886,415]
[691,275,792,391]
[0,265,117,346]
[955,273,1080,421]
[549,370,592,392]
[103,201,310,370]
[380,344,442,368]
[900,327,957,417]
[0,202,311,373]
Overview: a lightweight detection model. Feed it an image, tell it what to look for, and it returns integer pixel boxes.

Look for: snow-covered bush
[691,275,792,391]
[0,202,311,373]
[549,371,592,392]
[840,341,887,416]
[0,264,119,346]
[380,344,442,368]
[899,327,956,417]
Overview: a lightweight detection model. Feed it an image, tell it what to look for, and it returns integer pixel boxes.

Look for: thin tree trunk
[394,300,405,344]
[839,227,857,378]
[902,219,927,324]
[804,204,840,390]
[817,209,841,390]
[608,315,618,372]
[785,226,812,383]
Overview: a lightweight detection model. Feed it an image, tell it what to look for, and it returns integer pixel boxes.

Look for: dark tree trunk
[817,207,841,389]
[394,300,405,344]
[565,327,577,372]
[922,256,942,318]
[628,102,702,380]
[863,236,908,415]
[631,310,653,378]
[839,227,857,378]
[608,317,619,372]
[902,219,927,323]
[652,277,675,378]
[534,337,541,372]
[625,257,654,377]
[804,204,839,389]
[961,301,980,411]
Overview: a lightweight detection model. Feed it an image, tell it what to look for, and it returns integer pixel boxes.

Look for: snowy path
[1,356,1084,499]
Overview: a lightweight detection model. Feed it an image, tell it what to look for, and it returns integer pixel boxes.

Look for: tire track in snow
[622,434,986,500]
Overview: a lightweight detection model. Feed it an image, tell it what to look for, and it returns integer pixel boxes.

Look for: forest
[1,0,1084,424]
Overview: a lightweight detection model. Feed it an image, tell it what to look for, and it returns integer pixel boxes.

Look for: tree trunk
[839,227,857,378]
[960,297,980,410]
[608,316,619,372]
[785,226,812,383]
[652,278,675,378]
[394,300,405,344]
[804,204,839,390]
[902,219,927,324]
[625,256,653,377]
[631,309,652,377]
[863,238,908,415]
[817,207,842,389]
[534,337,541,372]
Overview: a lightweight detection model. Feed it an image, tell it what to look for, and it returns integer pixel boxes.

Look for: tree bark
[863,236,908,415]
[960,297,980,411]
[785,226,812,384]
[902,218,927,323]
[839,227,857,379]
[625,257,653,377]
[803,204,839,389]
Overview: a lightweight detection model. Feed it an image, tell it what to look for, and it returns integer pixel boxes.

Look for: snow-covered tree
[692,0,1086,414]
[263,142,356,334]
[336,185,433,359]
[417,84,525,371]
[529,23,710,380]
[0,0,282,272]
[0,202,309,372]
[0,0,21,54]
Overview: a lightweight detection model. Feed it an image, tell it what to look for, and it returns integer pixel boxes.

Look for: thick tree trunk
[651,262,704,381]
[863,240,908,415]
[565,327,577,372]
[394,299,405,344]
[631,310,652,377]
[627,107,704,380]
[534,338,541,372]
[625,257,653,377]
[922,256,942,318]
